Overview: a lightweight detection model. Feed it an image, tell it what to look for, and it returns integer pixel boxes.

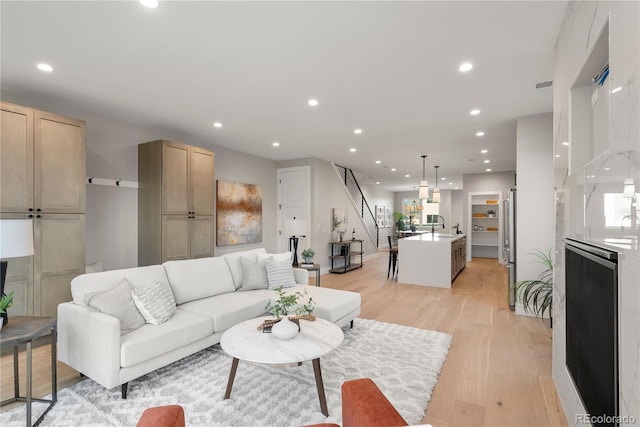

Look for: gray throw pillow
[84,278,146,335]
[238,256,271,291]
[132,281,177,325]
[265,260,297,290]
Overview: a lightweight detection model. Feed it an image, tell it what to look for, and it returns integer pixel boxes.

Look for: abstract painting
[216,180,262,245]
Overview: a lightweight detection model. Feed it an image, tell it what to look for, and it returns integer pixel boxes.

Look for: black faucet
[430,215,446,233]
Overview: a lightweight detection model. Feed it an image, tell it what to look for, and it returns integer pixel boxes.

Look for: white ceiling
[1,1,567,191]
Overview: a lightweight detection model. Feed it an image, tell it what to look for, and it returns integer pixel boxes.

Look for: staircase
[334,164,380,247]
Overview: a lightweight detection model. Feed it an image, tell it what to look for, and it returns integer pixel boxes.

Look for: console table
[329,240,363,274]
[0,316,57,427]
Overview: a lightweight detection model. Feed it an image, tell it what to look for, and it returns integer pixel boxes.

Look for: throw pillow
[257,251,292,264]
[132,281,177,325]
[84,278,145,335]
[265,260,297,290]
[238,256,271,291]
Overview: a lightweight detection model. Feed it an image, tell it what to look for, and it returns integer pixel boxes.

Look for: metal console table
[0,316,57,427]
[329,240,363,274]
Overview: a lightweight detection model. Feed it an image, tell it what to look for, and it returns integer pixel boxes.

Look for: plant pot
[1,312,7,326]
[271,316,299,340]
[304,257,313,264]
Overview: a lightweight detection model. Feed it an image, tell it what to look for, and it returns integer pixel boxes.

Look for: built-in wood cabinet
[138,140,215,265]
[0,102,86,317]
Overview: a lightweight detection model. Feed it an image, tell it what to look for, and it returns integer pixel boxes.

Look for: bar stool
[387,235,399,278]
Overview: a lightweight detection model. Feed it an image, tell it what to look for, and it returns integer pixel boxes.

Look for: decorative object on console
[284,218,307,266]
[301,248,315,264]
[0,219,34,326]
[432,165,441,203]
[216,180,262,246]
[418,154,429,199]
[333,208,348,242]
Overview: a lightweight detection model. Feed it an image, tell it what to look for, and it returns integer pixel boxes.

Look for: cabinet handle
[36,208,42,212]
[29,208,34,211]
[36,214,41,218]
[28,214,34,218]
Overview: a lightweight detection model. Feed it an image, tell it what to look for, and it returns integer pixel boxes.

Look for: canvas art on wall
[216,180,262,245]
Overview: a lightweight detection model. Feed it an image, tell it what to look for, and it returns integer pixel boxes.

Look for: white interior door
[277,166,310,253]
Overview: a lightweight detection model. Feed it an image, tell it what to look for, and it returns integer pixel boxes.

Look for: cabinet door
[163,142,190,214]
[34,213,85,317]
[190,215,215,258]
[34,111,85,213]
[1,103,34,212]
[162,215,190,261]
[190,148,214,215]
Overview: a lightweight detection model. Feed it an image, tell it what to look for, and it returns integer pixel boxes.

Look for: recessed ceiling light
[404,174,410,178]
[375,181,380,185]
[441,177,446,181]
[391,168,397,172]
[354,129,363,135]
[470,109,480,116]
[272,142,280,147]
[140,0,159,8]
[562,141,570,146]
[455,186,459,189]
[476,131,485,137]
[486,168,492,172]
[308,99,319,107]
[459,62,473,72]
[611,87,622,94]
[213,122,222,128]
[555,154,560,158]
[449,182,453,185]
[483,160,490,163]
[350,148,356,152]
[375,160,381,164]
[604,167,611,171]
[36,63,53,72]
[481,149,488,154]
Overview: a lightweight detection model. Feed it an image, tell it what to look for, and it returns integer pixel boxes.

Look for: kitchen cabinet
[451,236,467,280]
[1,102,86,317]
[138,140,215,265]
[467,192,502,260]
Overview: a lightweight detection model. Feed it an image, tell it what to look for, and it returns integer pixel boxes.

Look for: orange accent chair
[137,405,185,427]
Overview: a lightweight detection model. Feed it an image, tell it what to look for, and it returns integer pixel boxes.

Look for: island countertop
[398,233,467,288]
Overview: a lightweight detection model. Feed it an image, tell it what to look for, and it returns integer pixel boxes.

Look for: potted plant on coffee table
[265,286,315,340]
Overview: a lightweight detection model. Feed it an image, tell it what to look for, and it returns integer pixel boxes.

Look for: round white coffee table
[220,316,344,416]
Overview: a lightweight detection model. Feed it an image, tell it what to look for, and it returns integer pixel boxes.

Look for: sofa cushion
[221,248,267,289]
[271,285,361,323]
[132,281,177,325]
[265,260,297,289]
[257,251,292,264]
[238,257,271,291]
[71,265,170,307]
[84,278,146,335]
[179,291,271,332]
[120,309,214,368]
[163,257,235,305]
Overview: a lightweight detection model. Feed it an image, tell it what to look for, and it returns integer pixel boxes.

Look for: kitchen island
[397,233,466,288]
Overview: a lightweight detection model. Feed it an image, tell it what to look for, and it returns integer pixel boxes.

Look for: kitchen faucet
[431,215,446,234]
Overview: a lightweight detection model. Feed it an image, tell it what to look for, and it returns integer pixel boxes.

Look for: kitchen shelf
[471,243,499,247]
[473,231,498,233]
[468,191,503,260]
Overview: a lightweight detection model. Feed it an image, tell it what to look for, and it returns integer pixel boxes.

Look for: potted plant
[0,291,15,328]
[487,209,496,218]
[514,249,553,326]
[392,212,407,231]
[265,286,315,319]
[301,248,315,264]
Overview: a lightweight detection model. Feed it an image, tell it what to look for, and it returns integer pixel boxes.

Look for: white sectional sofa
[57,248,361,398]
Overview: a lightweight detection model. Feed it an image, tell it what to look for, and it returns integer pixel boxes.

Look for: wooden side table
[0,316,57,427]
[300,263,321,286]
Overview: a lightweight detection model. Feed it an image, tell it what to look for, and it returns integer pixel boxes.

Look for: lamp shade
[0,219,34,259]
[418,180,429,199]
[284,219,307,237]
[432,187,441,203]
[423,202,440,215]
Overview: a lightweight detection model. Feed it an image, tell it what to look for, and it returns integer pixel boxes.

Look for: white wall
[515,113,554,316]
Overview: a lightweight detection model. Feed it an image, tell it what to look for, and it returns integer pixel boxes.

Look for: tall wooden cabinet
[138,140,215,266]
[0,102,86,317]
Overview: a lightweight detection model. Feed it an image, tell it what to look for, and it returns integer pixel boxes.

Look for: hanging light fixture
[418,155,429,199]
[432,165,441,203]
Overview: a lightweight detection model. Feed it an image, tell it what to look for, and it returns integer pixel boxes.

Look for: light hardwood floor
[1,254,567,426]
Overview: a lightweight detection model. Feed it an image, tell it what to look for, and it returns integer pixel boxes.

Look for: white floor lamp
[0,219,35,325]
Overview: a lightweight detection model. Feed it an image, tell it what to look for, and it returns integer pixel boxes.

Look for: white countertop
[403,233,466,243]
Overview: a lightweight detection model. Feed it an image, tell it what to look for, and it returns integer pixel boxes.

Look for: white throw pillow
[257,251,292,264]
[84,278,145,335]
[265,260,297,289]
[132,281,177,325]
[238,256,271,291]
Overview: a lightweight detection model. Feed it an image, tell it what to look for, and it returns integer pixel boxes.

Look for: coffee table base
[223,357,329,416]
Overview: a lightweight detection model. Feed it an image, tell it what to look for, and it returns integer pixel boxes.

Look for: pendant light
[418,155,429,199]
[432,165,441,203]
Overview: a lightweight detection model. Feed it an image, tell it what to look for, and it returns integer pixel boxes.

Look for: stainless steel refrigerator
[504,188,516,310]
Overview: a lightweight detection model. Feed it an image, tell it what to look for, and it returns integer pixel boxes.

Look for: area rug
[0,318,451,427]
